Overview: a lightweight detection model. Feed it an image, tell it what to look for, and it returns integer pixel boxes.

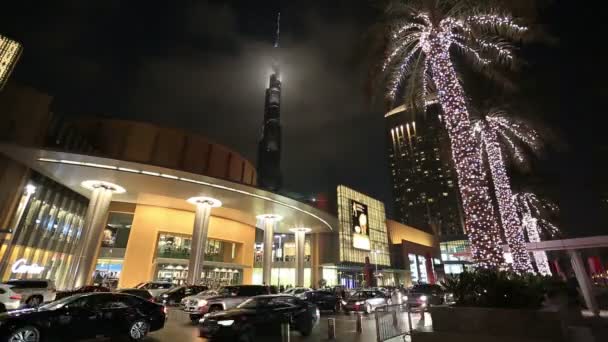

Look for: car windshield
[39,294,85,310]
[411,285,441,293]
[237,297,270,309]
[197,290,218,297]
[164,286,184,294]
[217,286,238,296]
[352,291,374,299]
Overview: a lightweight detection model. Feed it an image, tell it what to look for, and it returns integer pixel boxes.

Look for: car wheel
[26,296,42,307]
[8,325,40,342]
[298,318,313,336]
[128,320,149,341]
[189,314,201,324]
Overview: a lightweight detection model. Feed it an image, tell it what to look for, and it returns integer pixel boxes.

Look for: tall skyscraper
[386,103,472,274]
[257,14,283,191]
[385,103,464,237]
[0,34,22,91]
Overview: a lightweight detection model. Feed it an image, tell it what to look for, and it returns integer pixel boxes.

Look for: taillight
[9,294,22,300]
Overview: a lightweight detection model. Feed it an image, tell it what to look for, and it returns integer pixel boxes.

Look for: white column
[291,228,311,287]
[70,181,125,289]
[258,214,282,285]
[569,250,599,316]
[186,197,221,284]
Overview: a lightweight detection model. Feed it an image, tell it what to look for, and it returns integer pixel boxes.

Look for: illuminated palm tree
[380,0,528,268]
[472,110,541,272]
[513,192,560,275]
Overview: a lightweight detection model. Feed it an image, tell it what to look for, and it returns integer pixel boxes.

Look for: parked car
[405,284,447,311]
[283,287,312,298]
[2,279,56,306]
[0,293,166,342]
[302,290,341,312]
[183,285,272,323]
[199,295,319,341]
[180,289,218,312]
[342,290,390,314]
[116,288,154,301]
[134,281,174,297]
[0,284,23,311]
[155,285,207,305]
[55,285,110,300]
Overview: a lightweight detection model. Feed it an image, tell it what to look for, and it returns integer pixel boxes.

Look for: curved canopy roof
[0,144,336,234]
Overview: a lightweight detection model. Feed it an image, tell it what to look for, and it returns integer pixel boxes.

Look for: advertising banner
[351,200,371,250]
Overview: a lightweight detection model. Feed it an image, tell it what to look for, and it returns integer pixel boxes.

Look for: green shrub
[441,269,565,309]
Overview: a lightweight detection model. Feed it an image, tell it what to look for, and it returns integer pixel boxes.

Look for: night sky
[1,1,606,237]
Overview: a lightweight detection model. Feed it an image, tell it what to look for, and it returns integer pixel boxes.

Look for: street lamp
[274,234,286,287]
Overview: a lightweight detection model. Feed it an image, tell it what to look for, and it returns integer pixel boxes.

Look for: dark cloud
[1,0,392,208]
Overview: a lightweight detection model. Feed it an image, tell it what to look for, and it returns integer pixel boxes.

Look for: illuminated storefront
[0,172,87,288]
[318,186,393,288]
[440,239,473,274]
[1,93,439,291]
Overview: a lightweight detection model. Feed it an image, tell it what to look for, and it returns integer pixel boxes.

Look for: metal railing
[374,304,434,342]
[374,304,411,342]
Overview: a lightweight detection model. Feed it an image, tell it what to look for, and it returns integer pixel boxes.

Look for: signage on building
[11,258,45,274]
[351,200,371,250]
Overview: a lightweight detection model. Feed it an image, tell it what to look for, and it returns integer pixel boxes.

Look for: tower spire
[274,12,281,48]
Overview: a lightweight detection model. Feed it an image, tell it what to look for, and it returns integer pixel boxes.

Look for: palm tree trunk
[483,125,532,273]
[523,215,552,275]
[428,43,504,268]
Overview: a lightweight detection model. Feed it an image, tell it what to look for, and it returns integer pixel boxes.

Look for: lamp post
[372,249,380,287]
[274,234,286,287]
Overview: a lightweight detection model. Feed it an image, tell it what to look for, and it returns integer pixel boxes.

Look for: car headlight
[355,301,364,305]
[420,295,428,302]
[403,295,408,301]
[162,294,168,298]
[341,300,347,305]
[198,299,208,307]
[217,320,234,326]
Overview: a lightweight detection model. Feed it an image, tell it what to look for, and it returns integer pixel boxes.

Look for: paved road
[144,307,430,342]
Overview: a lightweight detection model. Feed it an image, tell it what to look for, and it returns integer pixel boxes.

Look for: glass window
[4,172,88,287]
[102,213,133,248]
[408,254,419,283]
[417,255,428,283]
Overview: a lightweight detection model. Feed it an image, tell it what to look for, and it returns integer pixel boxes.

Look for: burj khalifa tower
[257,13,283,191]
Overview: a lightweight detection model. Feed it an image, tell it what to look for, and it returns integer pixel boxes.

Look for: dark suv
[183,285,272,323]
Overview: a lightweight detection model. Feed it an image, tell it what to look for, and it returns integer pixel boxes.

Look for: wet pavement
[144,307,431,342]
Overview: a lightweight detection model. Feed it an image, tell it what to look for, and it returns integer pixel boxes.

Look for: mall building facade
[0,84,442,290]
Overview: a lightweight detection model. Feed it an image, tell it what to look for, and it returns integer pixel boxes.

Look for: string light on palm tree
[381,0,528,268]
[472,110,534,273]
[514,192,560,276]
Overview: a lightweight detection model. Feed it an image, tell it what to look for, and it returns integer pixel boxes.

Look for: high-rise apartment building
[385,103,464,237]
[385,103,472,273]
[0,34,22,90]
[257,15,282,191]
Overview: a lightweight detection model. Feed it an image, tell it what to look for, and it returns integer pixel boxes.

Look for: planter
[412,306,566,342]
